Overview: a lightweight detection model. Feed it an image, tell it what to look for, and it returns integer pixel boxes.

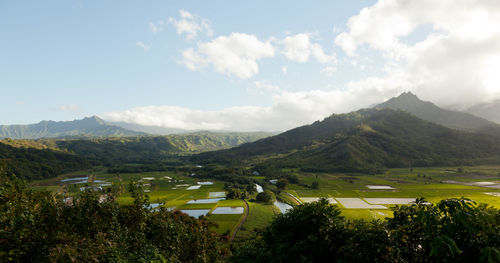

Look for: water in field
[274,201,293,214]
[187,198,225,204]
[180,209,211,217]
[147,203,162,209]
[186,185,201,190]
[211,207,244,214]
[255,184,263,193]
[61,177,88,184]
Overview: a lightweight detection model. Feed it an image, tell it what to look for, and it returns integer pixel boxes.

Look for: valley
[30,164,500,241]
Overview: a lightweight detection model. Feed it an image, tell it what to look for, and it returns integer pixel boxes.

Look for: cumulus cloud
[282,33,337,63]
[169,10,213,40]
[135,41,150,51]
[101,84,392,132]
[335,0,500,107]
[59,104,79,112]
[181,33,275,79]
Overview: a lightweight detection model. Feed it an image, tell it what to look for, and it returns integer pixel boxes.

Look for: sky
[1,0,500,131]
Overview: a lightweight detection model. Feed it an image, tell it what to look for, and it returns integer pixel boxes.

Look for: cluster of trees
[0,177,227,262]
[225,183,256,200]
[255,190,275,204]
[231,198,500,263]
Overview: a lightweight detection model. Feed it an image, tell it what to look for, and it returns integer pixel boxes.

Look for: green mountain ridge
[0,131,272,180]
[195,108,500,173]
[375,92,497,131]
[0,116,145,139]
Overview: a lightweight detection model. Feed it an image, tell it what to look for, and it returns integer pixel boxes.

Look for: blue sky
[1,0,500,131]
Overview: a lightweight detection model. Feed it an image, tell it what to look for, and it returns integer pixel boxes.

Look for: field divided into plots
[31,165,500,233]
[285,166,500,220]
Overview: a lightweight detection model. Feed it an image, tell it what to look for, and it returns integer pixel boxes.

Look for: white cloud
[181,33,275,79]
[320,66,337,77]
[135,41,150,51]
[59,104,79,112]
[100,85,393,132]
[149,20,164,35]
[282,33,336,63]
[15,101,25,105]
[335,0,500,107]
[169,10,213,40]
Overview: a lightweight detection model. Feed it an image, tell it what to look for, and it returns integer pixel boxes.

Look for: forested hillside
[0,131,272,180]
[196,109,500,173]
[0,142,90,180]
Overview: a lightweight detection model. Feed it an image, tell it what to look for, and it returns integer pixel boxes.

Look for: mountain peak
[398,91,419,100]
[379,92,426,108]
[375,92,494,131]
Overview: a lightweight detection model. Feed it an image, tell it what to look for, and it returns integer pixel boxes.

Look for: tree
[276,179,288,190]
[256,191,275,204]
[311,181,319,189]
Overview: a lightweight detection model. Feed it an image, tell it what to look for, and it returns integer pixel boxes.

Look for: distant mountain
[0,116,144,139]
[466,100,500,124]
[109,121,188,135]
[195,108,500,173]
[375,92,496,131]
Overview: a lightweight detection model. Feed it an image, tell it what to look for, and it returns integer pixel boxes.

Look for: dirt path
[230,199,249,242]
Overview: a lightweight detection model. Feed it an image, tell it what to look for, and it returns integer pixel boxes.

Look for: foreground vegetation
[3,173,500,262]
[0,177,227,262]
[232,198,500,263]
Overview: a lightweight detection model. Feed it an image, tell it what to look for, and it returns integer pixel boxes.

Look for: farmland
[31,165,500,239]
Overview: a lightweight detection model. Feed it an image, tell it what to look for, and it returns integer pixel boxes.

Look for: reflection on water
[255,184,263,193]
[187,198,225,204]
[211,207,244,214]
[180,209,211,218]
[274,201,293,214]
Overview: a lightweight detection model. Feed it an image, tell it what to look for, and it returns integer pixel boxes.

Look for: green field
[31,165,500,239]
[284,166,500,220]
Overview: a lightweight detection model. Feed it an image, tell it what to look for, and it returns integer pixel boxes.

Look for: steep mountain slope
[196,108,500,173]
[466,100,500,124]
[0,116,144,139]
[375,92,496,131]
[0,141,91,180]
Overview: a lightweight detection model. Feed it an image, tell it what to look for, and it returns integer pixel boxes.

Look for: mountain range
[0,116,144,139]
[195,93,500,173]
[3,92,500,178]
